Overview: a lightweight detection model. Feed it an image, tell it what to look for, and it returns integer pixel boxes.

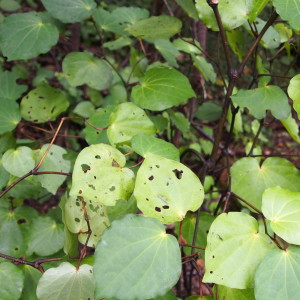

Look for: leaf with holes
[94,214,181,299]
[255,246,300,300]
[231,157,300,211]
[41,0,96,23]
[195,0,253,31]
[62,52,113,91]
[0,207,37,257]
[36,262,95,300]
[0,12,59,61]
[2,146,35,177]
[231,86,290,120]
[131,134,180,161]
[0,71,27,101]
[0,99,21,134]
[34,144,71,194]
[203,212,275,288]
[262,187,300,245]
[64,195,110,248]
[107,102,156,146]
[27,216,64,256]
[132,68,195,111]
[287,74,300,119]
[134,153,204,224]
[20,82,69,123]
[126,15,182,40]
[0,262,24,300]
[70,144,135,206]
[273,0,300,29]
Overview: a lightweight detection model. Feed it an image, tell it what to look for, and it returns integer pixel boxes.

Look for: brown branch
[0,253,62,273]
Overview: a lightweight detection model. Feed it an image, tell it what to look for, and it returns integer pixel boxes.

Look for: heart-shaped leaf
[62,52,113,91]
[21,82,69,124]
[231,157,300,211]
[134,153,204,224]
[0,12,59,61]
[262,186,300,245]
[107,102,156,146]
[70,143,135,206]
[132,68,195,111]
[27,216,64,256]
[2,146,35,177]
[255,246,300,300]
[203,212,275,288]
[131,134,180,161]
[94,214,181,299]
[36,262,95,300]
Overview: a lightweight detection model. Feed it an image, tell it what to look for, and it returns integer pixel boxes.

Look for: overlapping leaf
[203,212,275,288]
[70,144,135,206]
[231,157,300,211]
[273,0,300,29]
[107,102,156,146]
[287,74,300,119]
[262,187,300,245]
[0,99,21,134]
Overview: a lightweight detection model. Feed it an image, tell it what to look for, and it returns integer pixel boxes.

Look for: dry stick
[77,197,92,270]
[182,244,205,250]
[0,116,107,199]
[0,253,61,273]
[257,73,292,79]
[191,10,279,256]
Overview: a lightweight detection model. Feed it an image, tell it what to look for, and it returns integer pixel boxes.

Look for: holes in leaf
[15,248,18,251]
[81,164,91,173]
[112,159,119,167]
[148,175,154,181]
[146,198,149,201]
[75,218,80,223]
[162,205,169,209]
[79,190,82,194]
[95,155,101,159]
[210,271,213,274]
[109,186,115,191]
[155,165,160,168]
[94,176,96,179]
[17,218,26,224]
[88,184,96,190]
[155,207,161,212]
[172,169,183,179]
